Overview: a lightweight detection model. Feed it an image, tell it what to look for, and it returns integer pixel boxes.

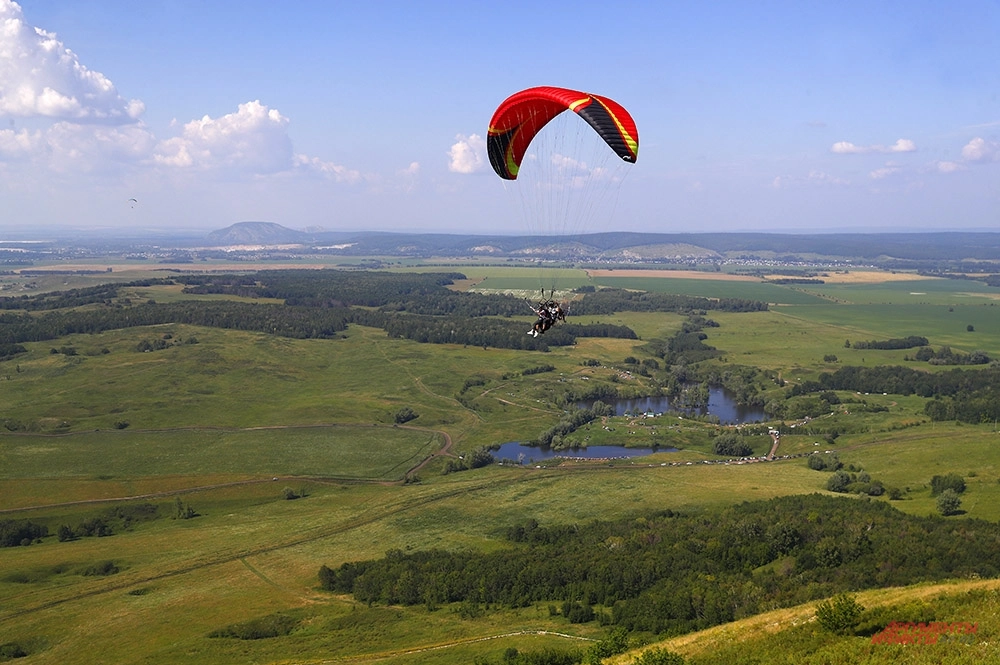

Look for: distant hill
[197,226,1000,265]
[205,222,309,245]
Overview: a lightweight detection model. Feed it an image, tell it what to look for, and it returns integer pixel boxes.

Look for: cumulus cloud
[152,101,294,173]
[292,154,362,182]
[0,0,143,123]
[395,161,420,193]
[0,3,364,185]
[773,170,849,188]
[961,137,1000,163]
[448,133,486,173]
[937,160,963,173]
[0,127,42,160]
[869,164,902,179]
[831,138,916,154]
[46,122,157,172]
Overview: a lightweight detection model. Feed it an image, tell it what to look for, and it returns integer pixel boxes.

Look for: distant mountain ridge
[201,223,1000,263]
[206,222,310,245]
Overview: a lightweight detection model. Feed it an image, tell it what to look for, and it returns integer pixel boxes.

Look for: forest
[319,494,1000,637]
[790,364,1000,424]
[0,270,765,354]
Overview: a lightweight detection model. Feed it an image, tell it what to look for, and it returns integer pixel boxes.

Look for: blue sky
[1,0,998,236]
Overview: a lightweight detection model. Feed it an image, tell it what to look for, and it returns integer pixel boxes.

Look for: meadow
[3,265,1000,663]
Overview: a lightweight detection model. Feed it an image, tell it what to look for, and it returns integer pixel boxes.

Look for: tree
[394,407,418,424]
[174,497,197,519]
[826,470,851,493]
[585,628,630,664]
[712,432,752,457]
[937,489,962,516]
[816,593,864,634]
[930,473,966,496]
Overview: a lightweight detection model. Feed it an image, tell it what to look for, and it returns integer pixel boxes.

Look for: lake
[579,385,767,424]
[494,385,767,464]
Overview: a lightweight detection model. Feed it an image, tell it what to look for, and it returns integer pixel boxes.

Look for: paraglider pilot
[528,300,565,337]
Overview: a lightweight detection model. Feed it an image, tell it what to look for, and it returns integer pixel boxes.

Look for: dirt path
[319,630,594,663]
[0,423,453,514]
[0,474,539,624]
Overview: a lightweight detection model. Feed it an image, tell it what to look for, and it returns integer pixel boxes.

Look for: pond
[494,385,768,464]
[579,385,767,425]
[493,442,677,464]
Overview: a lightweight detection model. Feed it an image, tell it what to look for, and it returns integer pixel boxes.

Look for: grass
[6,265,1000,663]
[780,303,1000,356]
[0,424,440,480]
[611,579,1000,665]
[590,276,830,305]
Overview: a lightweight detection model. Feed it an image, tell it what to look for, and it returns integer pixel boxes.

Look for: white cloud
[0,3,367,189]
[396,161,420,193]
[961,137,1000,163]
[773,170,849,188]
[937,160,963,173]
[292,154,361,183]
[46,121,157,172]
[0,127,41,160]
[831,141,864,154]
[0,0,143,123]
[869,165,902,179]
[448,133,485,173]
[831,138,916,154]
[152,101,294,173]
[889,139,917,153]
[807,170,848,185]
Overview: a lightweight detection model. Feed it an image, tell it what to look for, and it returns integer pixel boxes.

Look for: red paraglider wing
[487,86,638,180]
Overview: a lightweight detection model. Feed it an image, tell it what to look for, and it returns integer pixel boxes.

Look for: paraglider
[487,86,639,330]
[527,297,566,337]
[487,86,638,180]
[128,198,138,209]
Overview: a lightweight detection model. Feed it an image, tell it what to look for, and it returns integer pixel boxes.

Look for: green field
[0,425,440,480]
[4,265,1000,663]
[590,276,830,304]
[796,277,1000,305]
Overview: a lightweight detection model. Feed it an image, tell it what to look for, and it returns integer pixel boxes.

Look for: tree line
[318,494,1000,637]
[788,364,1000,423]
[850,336,928,350]
[1,271,770,357]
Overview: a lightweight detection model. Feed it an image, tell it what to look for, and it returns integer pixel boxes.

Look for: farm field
[3,264,1000,663]
[589,275,831,305]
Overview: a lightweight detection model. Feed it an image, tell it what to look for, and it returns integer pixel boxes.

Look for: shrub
[81,560,120,576]
[826,470,851,493]
[930,473,966,495]
[208,613,299,640]
[937,489,962,516]
[712,432,753,457]
[394,407,418,424]
[0,643,28,659]
[816,593,864,634]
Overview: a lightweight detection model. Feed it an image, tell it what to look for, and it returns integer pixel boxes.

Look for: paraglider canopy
[128,198,138,208]
[487,86,638,180]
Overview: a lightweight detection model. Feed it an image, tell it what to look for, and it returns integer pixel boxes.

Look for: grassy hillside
[3,265,1000,663]
[612,580,1000,665]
